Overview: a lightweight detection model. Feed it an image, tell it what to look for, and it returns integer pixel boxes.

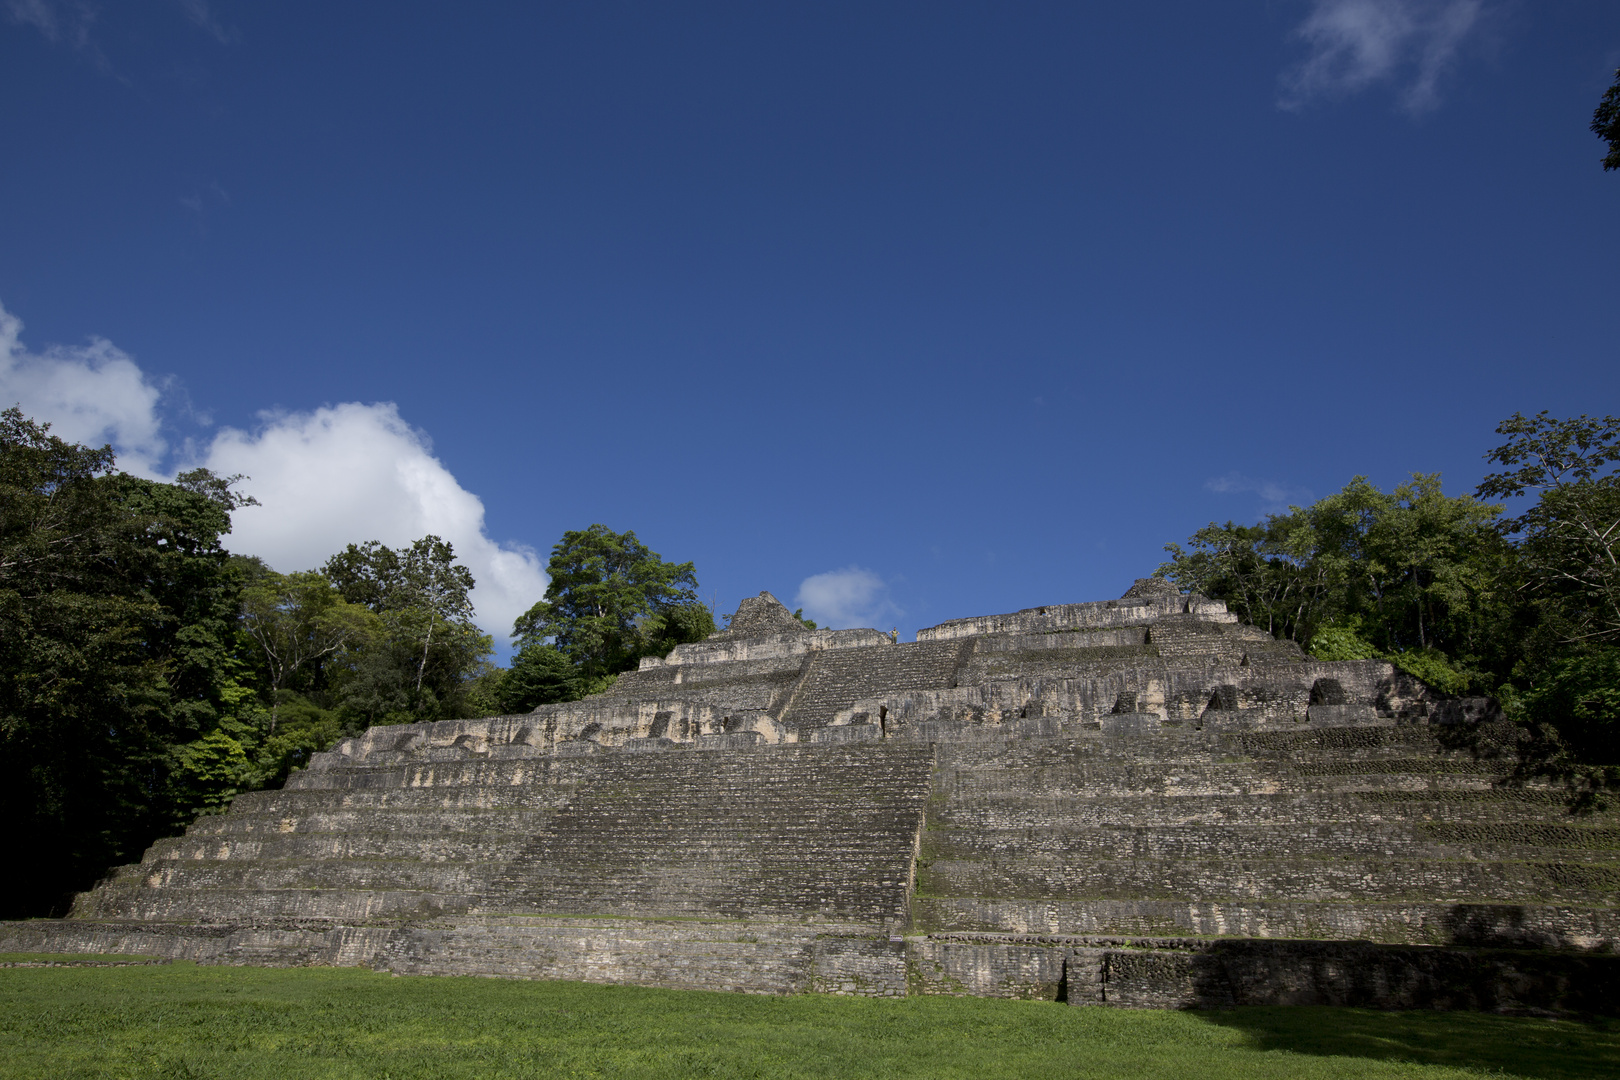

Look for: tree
[1477,411,1620,650]
[1522,650,1620,767]
[1157,518,1330,643]
[239,570,375,732]
[323,536,491,725]
[1160,473,1514,693]
[499,644,584,712]
[1594,68,1620,172]
[0,409,248,916]
[1309,474,1511,664]
[513,524,713,680]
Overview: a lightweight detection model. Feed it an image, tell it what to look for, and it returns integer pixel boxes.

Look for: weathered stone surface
[709,591,809,640]
[3,578,1614,1014]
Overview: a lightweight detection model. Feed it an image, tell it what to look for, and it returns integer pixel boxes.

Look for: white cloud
[0,300,169,475]
[1279,0,1487,114]
[199,405,550,642]
[795,567,898,630]
[1205,472,1312,513]
[0,297,547,642]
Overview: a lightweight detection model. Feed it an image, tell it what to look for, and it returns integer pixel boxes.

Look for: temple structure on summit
[3,580,1616,1011]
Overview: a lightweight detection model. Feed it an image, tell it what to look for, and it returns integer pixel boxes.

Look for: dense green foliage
[0,410,249,917]
[1159,474,1513,694]
[0,415,518,914]
[1153,476,1503,680]
[496,643,584,713]
[0,411,720,916]
[513,523,716,682]
[1595,67,1620,172]
[1,964,1614,1080]
[1160,413,1620,771]
[1477,412,1620,654]
[323,536,493,725]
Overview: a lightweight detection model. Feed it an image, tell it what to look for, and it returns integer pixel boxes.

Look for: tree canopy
[1594,67,1620,172]
[512,524,714,681]
[1160,413,1620,772]
[1158,473,1513,691]
[498,644,584,713]
[1476,411,1620,651]
[0,410,722,917]
[0,410,508,917]
[323,536,492,725]
[0,409,245,915]
[239,570,375,731]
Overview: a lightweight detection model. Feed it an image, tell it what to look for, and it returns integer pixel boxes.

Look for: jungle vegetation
[4,405,1616,917]
[1159,411,1620,783]
[0,408,710,916]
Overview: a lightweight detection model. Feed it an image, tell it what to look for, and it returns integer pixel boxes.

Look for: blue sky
[2,1,1617,647]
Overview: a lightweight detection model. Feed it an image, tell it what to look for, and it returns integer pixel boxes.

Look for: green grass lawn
[0,963,1615,1080]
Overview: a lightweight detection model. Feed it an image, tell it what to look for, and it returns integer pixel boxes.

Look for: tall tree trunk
[416,613,435,698]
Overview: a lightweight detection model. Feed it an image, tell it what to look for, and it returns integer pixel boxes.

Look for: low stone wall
[10,917,1606,1016]
[910,934,1619,1014]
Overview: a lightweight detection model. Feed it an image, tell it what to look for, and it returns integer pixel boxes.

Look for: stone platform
[4,581,1615,1013]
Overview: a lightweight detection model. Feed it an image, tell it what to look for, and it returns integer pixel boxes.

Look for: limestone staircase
[7,582,1618,1011]
[914,722,1620,951]
[58,741,936,989]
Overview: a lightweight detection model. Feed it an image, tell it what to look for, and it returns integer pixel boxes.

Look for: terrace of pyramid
[4,578,1617,1012]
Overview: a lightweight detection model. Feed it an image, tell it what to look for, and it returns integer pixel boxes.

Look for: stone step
[487,883,906,922]
[130,858,498,894]
[922,821,1620,863]
[919,855,1620,906]
[937,749,1511,778]
[927,747,1469,775]
[930,790,1593,827]
[78,887,467,922]
[204,768,934,823]
[75,740,936,932]
[285,743,937,788]
[934,727,1465,766]
[942,770,1507,799]
[912,896,1620,951]
[377,915,908,995]
[186,806,551,837]
[382,919,819,993]
[150,832,540,864]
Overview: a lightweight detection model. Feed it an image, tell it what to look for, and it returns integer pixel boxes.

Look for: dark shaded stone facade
[3,585,1615,1012]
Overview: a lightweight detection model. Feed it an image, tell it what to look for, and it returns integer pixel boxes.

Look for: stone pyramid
[4,580,1615,1011]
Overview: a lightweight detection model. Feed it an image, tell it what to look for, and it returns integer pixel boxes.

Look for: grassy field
[0,962,1615,1079]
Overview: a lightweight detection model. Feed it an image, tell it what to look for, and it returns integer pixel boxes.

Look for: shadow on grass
[1196,1006,1620,1080]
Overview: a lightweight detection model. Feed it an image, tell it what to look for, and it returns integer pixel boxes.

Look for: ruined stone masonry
[5,580,1617,1012]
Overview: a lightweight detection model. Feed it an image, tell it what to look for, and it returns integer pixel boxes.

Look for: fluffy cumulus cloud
[795,567,899,631]
[0,298,546,641]
[200,405,548,641]
[0,300,169,475]
[1279,0,1488,114]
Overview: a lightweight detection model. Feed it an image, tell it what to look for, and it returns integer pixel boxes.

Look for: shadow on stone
[1169,939,1620,1015]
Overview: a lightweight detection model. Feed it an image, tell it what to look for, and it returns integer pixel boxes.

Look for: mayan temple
[5,579,1617,1011]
